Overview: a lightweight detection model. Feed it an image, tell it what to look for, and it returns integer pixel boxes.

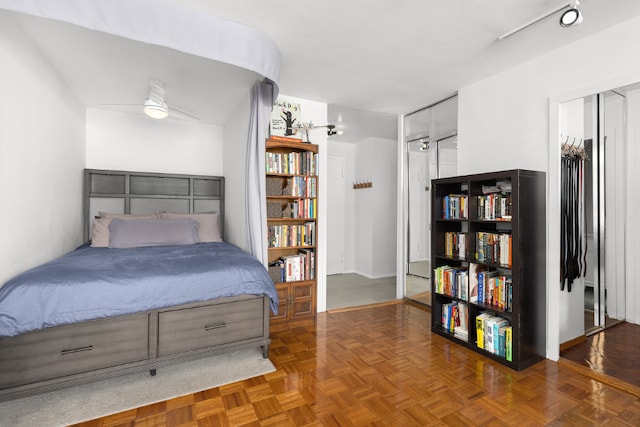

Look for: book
[454,302,469,341]
[492,318,509,355]
[475,312,492,349]
[498,325,508,358]
[468,263,482,303]
[505,326,513,361]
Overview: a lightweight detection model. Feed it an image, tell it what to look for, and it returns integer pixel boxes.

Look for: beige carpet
[0,347,275,427]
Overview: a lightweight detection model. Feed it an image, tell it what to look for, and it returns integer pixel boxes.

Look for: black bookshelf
[431,169,546,370]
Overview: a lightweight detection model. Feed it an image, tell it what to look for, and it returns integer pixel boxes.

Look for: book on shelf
[505,326,513,361]
[475,232,512,267]
[269,250,316,282]
[441,302,468,341]
[442,194,468,219]
[475,312,511,357]
[476,192,512,220]
[433,265,469,301]
[477,270,498,304]
[475,312,492,350]
[468,263,487,304]
[444,232,467,259]
[268,222,316,248]
[283,176,317,197]
[498,325,508,358]
[266,151,318,175]
[476,273,512,312]
[490,317,509,355]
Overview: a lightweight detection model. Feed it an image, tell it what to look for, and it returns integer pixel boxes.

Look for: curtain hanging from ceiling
[560,138,587,292]
[245,80,275,266]
[0,0,281,87]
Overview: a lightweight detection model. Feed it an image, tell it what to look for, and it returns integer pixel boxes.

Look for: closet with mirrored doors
[402,94,458,306]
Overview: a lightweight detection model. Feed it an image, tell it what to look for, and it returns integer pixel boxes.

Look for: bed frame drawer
[0,314,149,389]
[157,297,264,357]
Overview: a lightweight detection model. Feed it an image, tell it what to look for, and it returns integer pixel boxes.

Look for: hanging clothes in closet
[560,137,587,291]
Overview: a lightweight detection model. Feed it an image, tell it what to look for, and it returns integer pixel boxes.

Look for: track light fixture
[498,1,584,40]
[559,0,583,27]
[295,122,342,142]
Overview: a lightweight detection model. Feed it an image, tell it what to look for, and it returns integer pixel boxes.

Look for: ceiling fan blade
[168,104,201,122]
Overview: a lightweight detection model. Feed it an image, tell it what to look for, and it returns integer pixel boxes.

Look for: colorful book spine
[505,326,513,361]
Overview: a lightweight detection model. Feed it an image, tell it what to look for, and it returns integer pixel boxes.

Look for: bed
[0,169,277,401]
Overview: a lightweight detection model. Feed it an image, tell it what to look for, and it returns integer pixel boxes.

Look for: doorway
[565,90,627,335]
[559,84,638,388]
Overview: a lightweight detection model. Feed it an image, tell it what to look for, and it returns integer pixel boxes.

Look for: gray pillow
[108,218,200,248]
[160,212,222,242]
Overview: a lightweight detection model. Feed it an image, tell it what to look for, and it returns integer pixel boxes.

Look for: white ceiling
[7,0,640,141]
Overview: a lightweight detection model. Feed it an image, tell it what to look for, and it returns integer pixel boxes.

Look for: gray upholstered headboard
[83,169,225,243]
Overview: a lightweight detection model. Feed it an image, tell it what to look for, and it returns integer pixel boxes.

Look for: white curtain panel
[0,0,281,85]
[245,81,275,265]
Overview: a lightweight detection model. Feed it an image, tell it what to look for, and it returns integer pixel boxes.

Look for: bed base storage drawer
[157,297,264,357]
[0,314,149,389]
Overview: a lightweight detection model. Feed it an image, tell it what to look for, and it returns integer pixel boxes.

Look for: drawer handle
[61,345,93,355]
[204,322,227,331]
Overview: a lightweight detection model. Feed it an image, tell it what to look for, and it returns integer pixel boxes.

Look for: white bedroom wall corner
[222,90,252,250]
[0,12,85,286]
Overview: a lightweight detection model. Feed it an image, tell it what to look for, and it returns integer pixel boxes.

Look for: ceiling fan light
[143,98,168,119]
[559,5,583,27]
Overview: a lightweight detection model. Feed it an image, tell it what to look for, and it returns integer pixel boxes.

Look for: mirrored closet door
[403,95,457,306]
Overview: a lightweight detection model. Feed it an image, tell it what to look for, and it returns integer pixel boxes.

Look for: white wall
[458,15,640,360]
[0,13,86,286]
[354,138,397,278]
[86,109,223,175]
[327,142,356,273]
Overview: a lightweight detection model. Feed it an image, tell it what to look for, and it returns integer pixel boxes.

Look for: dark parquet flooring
[74,302,640,426]
[561,321,640,389]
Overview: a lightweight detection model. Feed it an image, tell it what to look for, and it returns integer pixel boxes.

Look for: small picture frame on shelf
[270,98,302,141]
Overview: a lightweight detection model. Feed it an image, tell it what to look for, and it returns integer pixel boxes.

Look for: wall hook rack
[353,181,373,189]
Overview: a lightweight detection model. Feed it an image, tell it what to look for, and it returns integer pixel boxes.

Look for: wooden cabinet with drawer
[157,296,265,357]
[0,314,148,389]
[270,280,315,331]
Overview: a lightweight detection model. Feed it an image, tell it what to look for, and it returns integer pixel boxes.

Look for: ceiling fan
[103,80,201,122]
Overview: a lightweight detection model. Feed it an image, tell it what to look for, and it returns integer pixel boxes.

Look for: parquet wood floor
[74,302,640,426]
[561,321,640,389]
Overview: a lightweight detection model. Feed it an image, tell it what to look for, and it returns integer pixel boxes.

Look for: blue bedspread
[0,242,278,337]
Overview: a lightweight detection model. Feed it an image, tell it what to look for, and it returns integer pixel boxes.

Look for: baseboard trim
[326,299,401,314]
[557,358,640,398]
[559,335,587,352]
